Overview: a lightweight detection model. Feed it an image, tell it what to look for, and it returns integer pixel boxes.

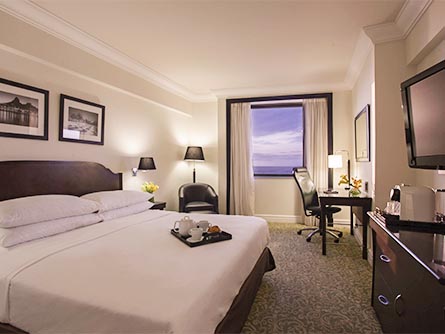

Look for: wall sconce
[184,146,204,183]
[328,150,350,189]
[132,157,156,176]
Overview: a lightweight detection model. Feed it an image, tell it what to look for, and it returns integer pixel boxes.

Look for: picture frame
[354,104,370,162]
[0,77,49,140]
[59,94,105,145]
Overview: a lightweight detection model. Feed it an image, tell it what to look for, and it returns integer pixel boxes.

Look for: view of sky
[251,106,303,174]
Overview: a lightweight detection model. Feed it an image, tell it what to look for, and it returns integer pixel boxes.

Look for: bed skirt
[215,247,276,333]
[0,247,275,334]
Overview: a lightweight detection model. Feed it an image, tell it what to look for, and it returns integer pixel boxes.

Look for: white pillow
[100,201,154,221]
[0,195,100,228]
[0,213,102,248]
[82,190,153,213]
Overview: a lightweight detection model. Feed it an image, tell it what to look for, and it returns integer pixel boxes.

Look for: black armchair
[178,183,219,214]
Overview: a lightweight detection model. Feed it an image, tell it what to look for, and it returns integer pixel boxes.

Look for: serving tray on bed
[170,229,232,247]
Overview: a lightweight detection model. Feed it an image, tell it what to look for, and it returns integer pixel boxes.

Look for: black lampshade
[138,157,156,170]
[184,146,205,161]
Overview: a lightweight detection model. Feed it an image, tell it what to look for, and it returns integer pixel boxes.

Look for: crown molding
[343,30,373,89]
[345,0,431,88]
[363,0,432,44]
[212,81,350,99]
[0,0,432,101]
[0,43,192,118]
[0,0,216,103]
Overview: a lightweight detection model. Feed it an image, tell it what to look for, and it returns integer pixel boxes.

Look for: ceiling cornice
[211,82,350,100]
[343,30,373,89]
[0,0,432,99]
[0,0,216,103]
[344,0,431,89]
[363,0,432,44]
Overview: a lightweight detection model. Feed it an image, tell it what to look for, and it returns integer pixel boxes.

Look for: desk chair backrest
[293,167,320,217]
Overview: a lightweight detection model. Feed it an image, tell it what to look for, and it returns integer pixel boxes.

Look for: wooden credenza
[369,212,445,333]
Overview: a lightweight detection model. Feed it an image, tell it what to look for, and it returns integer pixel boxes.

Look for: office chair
[293,167,343,243]
[178,183,219,214]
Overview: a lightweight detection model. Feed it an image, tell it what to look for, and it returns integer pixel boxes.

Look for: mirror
[355,104,370,162]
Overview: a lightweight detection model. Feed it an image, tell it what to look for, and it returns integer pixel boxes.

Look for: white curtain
[303,98,328,225]
[229,103,255,216]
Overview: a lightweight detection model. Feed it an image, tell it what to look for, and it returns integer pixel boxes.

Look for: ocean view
[254,166,299,175]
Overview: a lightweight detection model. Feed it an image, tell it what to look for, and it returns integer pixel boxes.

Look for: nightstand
[150,201,166,210]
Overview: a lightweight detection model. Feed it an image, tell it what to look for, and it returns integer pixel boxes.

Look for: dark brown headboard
[0,160,123,201]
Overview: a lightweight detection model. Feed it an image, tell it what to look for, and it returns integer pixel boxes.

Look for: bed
[0,161,275,334]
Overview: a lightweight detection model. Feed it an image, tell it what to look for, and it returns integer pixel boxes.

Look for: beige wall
[0,11,214,211]
[352,50,374,198]
[374,40,415,209]
[0,11,192,115]
[189,101,219,190]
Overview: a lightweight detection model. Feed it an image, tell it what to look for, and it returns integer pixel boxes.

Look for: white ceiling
[15,0,406,99]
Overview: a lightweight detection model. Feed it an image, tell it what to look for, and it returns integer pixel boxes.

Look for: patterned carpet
[242,223,382,334]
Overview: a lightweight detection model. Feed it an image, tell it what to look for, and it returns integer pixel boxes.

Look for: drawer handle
[394,294,404,316]
[378,295,389,306]
[379,254,391,263]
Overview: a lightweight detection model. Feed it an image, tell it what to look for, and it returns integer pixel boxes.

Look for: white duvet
[0,210,270,334]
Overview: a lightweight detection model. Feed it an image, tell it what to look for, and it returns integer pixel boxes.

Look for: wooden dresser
[369,212,445,333]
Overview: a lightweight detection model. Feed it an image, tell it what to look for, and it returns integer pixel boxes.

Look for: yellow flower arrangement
[338,175,362,196]
[141,181,159,194]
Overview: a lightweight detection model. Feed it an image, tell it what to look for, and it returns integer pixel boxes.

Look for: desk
[319,190,372,259]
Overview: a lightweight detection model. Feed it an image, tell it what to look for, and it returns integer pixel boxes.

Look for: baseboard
[254,214,302,223]
[255,215,351,225]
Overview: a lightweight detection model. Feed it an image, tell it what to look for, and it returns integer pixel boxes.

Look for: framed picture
[0,77,49,140]
[354,104,370,162]
[59,94,105,145]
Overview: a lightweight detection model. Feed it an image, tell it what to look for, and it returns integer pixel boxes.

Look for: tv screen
[401,60,445,169]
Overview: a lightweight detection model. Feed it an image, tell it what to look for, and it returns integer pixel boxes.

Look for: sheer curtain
[303,98,328,225]
[229,102,255,216]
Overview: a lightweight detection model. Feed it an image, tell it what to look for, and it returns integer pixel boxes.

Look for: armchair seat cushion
[185,201,215,212]
[179,183,219,213]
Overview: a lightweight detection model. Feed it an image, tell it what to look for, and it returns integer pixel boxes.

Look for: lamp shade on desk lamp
[328,154,343,169]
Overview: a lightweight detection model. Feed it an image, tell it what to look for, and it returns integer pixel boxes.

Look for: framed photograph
[0,77,49,140]
[59,94,105,145]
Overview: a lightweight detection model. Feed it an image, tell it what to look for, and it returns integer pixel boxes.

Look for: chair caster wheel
[297,230,302,235]
[306,238,311,242]
[334,239,340,243]
[338,232,343,237]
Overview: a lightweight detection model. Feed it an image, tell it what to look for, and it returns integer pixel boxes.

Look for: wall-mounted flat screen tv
[401,59,445,169]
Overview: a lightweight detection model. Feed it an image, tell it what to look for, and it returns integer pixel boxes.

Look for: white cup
[197,220,212,232]
[189,227,203,241]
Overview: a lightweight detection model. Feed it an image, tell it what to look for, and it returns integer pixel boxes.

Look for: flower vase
[349,187,361,196]
[149,196,154,203]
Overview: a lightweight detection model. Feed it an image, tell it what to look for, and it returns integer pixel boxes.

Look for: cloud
[252,130,304,166]
[253,130,303,155]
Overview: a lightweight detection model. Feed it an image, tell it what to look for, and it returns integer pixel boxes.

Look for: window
[251,104,304,176]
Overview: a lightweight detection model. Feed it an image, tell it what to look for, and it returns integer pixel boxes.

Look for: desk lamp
[329,150,350,190]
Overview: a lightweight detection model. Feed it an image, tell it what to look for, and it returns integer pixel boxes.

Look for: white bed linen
[0,210,269,334]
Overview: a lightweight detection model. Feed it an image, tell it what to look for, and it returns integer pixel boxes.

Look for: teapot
[173,216,195,237]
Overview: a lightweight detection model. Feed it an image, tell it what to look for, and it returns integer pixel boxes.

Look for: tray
[170,229,232,247]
